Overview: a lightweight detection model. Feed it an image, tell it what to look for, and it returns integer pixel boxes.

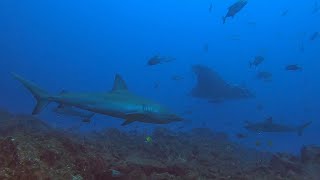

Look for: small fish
[285,64,302,71]
[312,1,320,14]
[208,98,224,104]
[153,81,160,89]
[222,0,248,24]
[267,140,273,147]
[250,56,264,68]
[256,71,272,82]
[247,21,256,26]
[255,140,262,147]
[147,55,175,66]
[256,104,264,111]
[203,43,209,53]
[236,133,248,139]
[299,41,305,53]
[110,169,123,177]
[229,34,241,41]
[281,10,289,16]
[145,136,152,143]
[171,75,184,81]
[309,32,319,41]
[209,3,213,12]
[182,109,193,115]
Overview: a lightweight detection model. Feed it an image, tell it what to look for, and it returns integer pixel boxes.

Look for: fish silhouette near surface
[256,71,272,82]
[250,56,264,68]
[147,55,175,66]
[309,32,319,41]
[244,117,312,136]
[285,64,302,71]
[12,73,183,126]
[223,0,248,24]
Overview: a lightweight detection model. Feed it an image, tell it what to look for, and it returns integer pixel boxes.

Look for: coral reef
[0,109,319,179]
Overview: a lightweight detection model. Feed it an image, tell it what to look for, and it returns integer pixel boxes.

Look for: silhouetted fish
[236,133,248,139]
[171,75,184,81]
[281,10,289,16]
[147,55,175,66]
[312,1,320,14]
[285,64,302,71]
[250,56,264,68]
[209,3,213,13]
[256,71,272,82]
[203,43,209,53]
[223,0,248,24]
[309,32,319,41]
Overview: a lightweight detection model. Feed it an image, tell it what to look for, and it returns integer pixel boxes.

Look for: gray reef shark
[12,73,183,126]
[244,117,312,136]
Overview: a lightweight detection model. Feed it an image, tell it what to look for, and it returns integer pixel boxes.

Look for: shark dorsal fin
[265,117,273,124]
[111,74,128,92]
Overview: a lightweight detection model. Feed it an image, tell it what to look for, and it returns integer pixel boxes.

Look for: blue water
[0,0,319,154]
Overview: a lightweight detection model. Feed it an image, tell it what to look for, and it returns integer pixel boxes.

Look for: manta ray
[191,64,254,102]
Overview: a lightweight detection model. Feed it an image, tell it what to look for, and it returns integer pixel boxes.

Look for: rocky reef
[0,108,319,180]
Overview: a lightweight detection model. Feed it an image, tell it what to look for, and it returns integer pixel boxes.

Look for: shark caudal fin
[297,121,312,136]
[12,73,50,115]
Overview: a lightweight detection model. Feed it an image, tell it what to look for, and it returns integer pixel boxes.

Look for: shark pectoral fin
[121,120,135,126]
[122,113,146,126]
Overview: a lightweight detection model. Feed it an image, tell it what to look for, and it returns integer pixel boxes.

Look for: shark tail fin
[12,73,50,115]
[297,121,312,136]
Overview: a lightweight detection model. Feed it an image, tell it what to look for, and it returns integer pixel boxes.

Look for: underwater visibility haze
[0,0,320,179]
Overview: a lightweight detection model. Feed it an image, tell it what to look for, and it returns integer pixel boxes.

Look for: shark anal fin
[121,120,134,126]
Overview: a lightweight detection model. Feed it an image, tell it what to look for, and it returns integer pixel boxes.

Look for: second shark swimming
[12,73,183,126]
[245,117,312,136]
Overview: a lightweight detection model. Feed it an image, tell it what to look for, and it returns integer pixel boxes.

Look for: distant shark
[12,73,183,126]
[244,117,312,136]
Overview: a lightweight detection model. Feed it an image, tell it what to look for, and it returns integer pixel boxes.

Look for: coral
[0,109,319,179]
